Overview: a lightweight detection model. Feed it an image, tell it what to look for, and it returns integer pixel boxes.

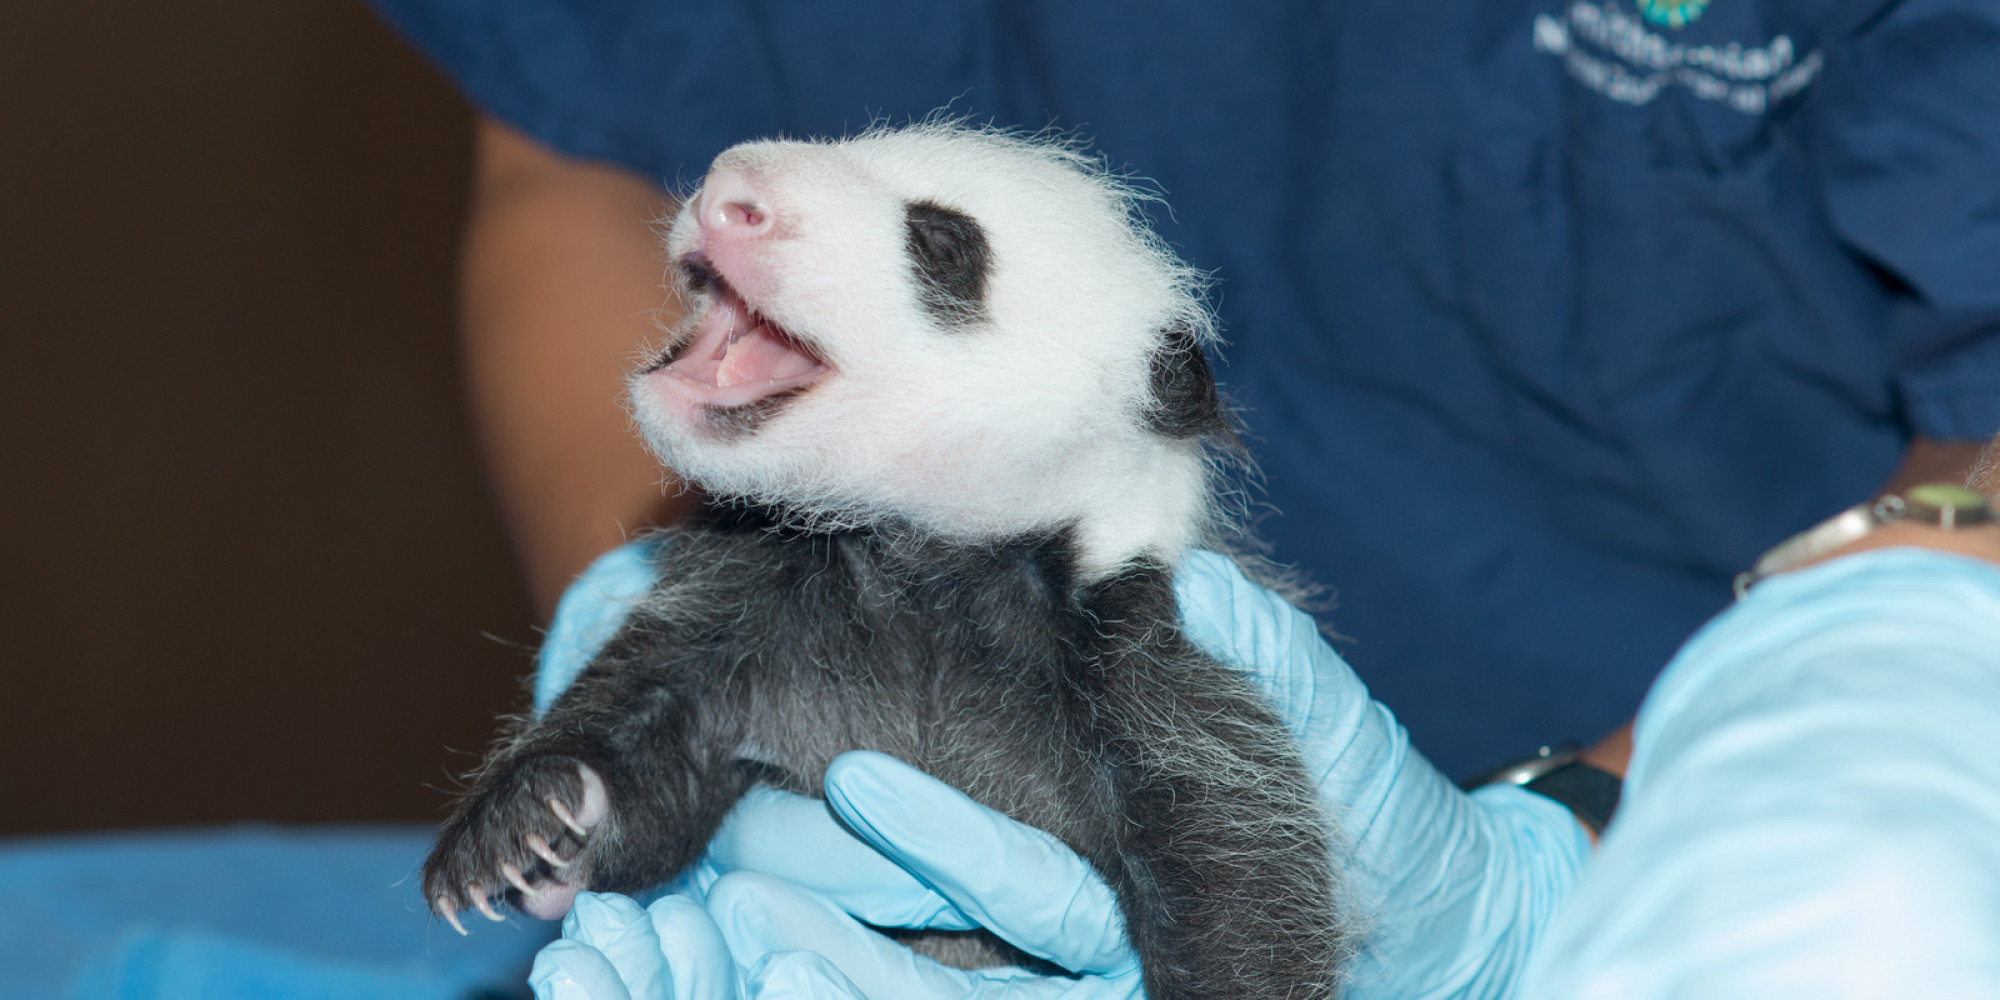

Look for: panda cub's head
[630,123,1230,578]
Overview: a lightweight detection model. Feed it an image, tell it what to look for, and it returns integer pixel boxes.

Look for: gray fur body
[423,124,1347,1000]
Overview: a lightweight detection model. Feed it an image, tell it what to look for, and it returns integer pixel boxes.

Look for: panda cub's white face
[629,124,1222,575]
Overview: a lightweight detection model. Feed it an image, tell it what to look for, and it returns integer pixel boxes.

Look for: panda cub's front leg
[422,737,611,931]
[421,654,755,931]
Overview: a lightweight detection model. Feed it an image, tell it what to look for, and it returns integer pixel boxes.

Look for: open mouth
[645,255,831,410]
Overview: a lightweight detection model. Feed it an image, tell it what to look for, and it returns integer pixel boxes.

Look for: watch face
[1903,483,1991,528]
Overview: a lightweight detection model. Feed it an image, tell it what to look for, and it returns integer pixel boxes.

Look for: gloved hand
[528,890,871,1000]
[530,753,1146,1000]
[1517,550,2000,998]
[530,543,1592,999]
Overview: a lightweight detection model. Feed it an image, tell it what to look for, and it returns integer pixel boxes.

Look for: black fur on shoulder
[424,516,1345,1000]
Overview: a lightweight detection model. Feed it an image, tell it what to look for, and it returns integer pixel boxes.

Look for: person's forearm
[460,116,694,616]
[1879,435,1986,498]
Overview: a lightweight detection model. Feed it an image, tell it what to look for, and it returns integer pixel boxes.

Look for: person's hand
[528,889,877,1000]
[1165,551,1593,999]
[1516,549,2000,998]
[527,751,1145,1000]
[529,893,748,1000]
[532,544,1593,999]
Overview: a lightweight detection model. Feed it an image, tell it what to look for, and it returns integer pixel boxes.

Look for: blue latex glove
[532,755,1147,1000]
[1517,549,2000,998]
[528,890,871,1000]
[530,543,1592,999]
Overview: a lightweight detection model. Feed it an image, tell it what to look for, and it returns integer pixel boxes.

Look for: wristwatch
[1461,742,1623,835]
[1733,483,1994,598]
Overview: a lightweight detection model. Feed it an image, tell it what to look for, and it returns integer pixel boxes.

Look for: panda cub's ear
[1146,320,1225,439]
[904,199,992,327]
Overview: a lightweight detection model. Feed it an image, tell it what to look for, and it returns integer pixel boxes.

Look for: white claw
[438,898,469,937]
[473,891,506,923]
[502,862,540,899]
[549,797,589,837]
[527,834,571,869]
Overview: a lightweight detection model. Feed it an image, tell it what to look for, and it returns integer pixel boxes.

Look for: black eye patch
[904,200,992,327]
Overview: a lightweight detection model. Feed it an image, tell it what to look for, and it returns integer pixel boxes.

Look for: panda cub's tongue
[662,286,828,406]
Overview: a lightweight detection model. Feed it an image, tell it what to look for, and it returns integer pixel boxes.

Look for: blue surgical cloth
[0,826,552,1000]
[368,0,2000,776]
[1519,548,2000,997]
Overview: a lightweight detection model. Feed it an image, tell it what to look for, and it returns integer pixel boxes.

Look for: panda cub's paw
[422,758,608,931]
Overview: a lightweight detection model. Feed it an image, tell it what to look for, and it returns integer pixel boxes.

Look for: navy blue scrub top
[372,0,2000,778]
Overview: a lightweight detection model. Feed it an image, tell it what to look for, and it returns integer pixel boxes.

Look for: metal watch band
[1734,483,1993,597]
[1520,760,1623,835]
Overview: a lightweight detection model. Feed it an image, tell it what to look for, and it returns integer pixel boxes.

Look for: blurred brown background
[1,2,538,835]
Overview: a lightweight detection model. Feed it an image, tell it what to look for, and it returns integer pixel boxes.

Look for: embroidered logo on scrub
[1534,1,1822,115]
[1634,0,1708,28]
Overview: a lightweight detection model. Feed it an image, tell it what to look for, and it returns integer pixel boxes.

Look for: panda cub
[424,123,1347,1000]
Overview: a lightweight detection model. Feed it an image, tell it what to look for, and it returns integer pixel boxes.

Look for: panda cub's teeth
[711,304,766,389]
[648,262,831,406]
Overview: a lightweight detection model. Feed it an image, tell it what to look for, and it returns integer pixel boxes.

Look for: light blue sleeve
[1518,548,2000,998]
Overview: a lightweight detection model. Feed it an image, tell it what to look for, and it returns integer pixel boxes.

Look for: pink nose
[696,171,773,237]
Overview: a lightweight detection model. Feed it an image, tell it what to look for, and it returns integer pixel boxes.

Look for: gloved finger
[708,871,968,1000]
[821,752,1138,977]
[709,872,1128,1000]
[647,894,748,1000]
[743,950,868,1000]
[703,785,978,931]
[1173,551,1384,792]
[1172,551,1324,716]
[530,939,637,1000]
[565,892,672,995]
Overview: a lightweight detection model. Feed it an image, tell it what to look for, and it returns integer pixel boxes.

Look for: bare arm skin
[1816,432,2000,567]
[1880,435,1988,499]
[460,116,696,617]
